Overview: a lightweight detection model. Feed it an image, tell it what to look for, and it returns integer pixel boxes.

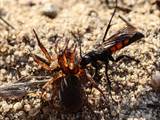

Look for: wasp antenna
[118,15,136,29]
[0,16,15,29]
[102,0,117,42]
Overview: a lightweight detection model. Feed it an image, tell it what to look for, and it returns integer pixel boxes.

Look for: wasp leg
[85,71,106,100]
[104,62,118,118]
[91,61,103,83]
[33,29,52,63]
[104,62,117,104]
[112,55,140,63]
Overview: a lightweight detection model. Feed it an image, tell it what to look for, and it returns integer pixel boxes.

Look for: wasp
[79,1,144,99]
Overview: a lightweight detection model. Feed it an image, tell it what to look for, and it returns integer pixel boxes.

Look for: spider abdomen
[59,74,84,113]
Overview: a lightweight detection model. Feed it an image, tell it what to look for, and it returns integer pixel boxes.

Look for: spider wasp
[79,0,144,100]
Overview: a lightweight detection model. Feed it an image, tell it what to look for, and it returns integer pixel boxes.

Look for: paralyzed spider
[31,29,106,114]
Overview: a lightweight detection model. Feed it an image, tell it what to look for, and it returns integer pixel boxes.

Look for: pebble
[13,102,23,111]
[4,117,9,120]
[24,104,31,112]
[1,69,6,74]
[6,56,11,64]
[151,71,160,90]
[1,101,12,112]
[0,45,8,54]
[41,3,58,19]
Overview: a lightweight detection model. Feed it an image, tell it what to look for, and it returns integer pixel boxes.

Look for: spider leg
[70,31,83,58]
[104,62,117,104]
[30,53,53,71]
[26,71,63,98]
[42,71,63,89]
[68,44,78,71]
[33,29,52,63]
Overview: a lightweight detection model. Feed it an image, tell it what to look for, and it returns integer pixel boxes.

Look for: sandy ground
[0,0,160,120]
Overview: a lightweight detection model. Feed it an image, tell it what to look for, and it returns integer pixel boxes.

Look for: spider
[31,29,106,113]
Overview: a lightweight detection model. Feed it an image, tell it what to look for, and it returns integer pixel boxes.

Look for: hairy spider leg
[33,29,52,63]
[42,71,63,89]
[30,53,52,71]
[31,29,58,71]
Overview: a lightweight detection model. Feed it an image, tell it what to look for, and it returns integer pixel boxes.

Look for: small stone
[1,69,6,74]
[4,117,9,120]
[6,56,11,64]
[21,70,27,76]
[41,3,58,19]
[1,101,12,112]
[151,71,160,90]
[24,104,31,112]
[13,102,23,111]
[0,45,8,54]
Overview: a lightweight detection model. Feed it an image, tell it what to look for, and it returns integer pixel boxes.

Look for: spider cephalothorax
[55,39,80,75]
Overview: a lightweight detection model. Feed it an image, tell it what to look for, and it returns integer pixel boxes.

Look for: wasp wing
[95,26,138,51]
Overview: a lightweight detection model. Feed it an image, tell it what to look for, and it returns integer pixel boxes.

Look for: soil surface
[0,0,160,120]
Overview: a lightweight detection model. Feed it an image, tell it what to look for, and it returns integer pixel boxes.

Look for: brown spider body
[56,48,85,113]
